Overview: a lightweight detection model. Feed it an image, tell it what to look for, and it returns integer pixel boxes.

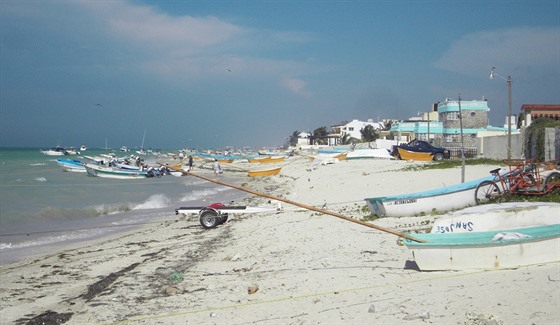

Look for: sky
[1,0,559,150]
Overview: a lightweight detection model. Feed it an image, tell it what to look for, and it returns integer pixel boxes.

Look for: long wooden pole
[169,167,427,243]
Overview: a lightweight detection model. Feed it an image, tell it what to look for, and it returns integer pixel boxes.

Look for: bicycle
[475,159,560,205]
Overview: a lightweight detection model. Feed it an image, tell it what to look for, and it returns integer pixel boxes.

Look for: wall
[477,134,524,160]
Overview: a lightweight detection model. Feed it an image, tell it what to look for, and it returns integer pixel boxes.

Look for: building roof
[520,104,560,111]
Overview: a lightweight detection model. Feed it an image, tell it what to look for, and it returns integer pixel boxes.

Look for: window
[447,112,459,121]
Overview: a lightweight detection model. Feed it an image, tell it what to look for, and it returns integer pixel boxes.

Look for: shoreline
[1,156,558,324]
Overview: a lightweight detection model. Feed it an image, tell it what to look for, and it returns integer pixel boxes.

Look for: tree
[339,133,352,145]
[312,126,329,145]
[287,130,300,147]
[360,125,378,145]
[382,120,393,131]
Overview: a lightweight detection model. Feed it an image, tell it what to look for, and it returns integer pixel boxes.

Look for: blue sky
[1,0,559,150]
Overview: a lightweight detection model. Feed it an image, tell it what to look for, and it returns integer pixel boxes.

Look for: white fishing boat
[40,147,68,156]
[80,144,87,151]
[404,223,560,271]
[364,175,496,217]
[431,202,560,234]
[85,163,150,179]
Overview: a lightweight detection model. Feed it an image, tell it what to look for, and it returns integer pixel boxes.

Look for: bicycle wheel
[544,172,560,193]
[475,180,501,205]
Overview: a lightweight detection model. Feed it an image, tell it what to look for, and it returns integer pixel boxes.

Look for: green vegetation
[524,118,560,161]
[401,158,502,171]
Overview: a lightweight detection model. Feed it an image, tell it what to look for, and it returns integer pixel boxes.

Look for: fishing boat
[85,163,150,179]
[403,223,560,271]
[56,158,86,173]
[347,148,394,160]
[40,147,68,156]
[247,156,285,164]
[396,147,433,161]
[80,144,87,151]
[248,167,282,177]
[364,175,495,217]
[431,202,560,234]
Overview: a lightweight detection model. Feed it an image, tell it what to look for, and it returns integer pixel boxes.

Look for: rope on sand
[168,167,427,243]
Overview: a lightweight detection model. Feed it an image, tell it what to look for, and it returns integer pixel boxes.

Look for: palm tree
[339,133,352,145]
[313,126,329,145]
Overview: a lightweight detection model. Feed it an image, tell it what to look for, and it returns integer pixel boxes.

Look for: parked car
[391,139,451,161]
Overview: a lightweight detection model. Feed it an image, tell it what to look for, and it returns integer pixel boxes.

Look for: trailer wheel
[200,209,220,229]
[218,214,229,225]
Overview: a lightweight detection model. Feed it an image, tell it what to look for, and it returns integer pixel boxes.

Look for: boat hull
[248,167,282,177]
[431,202,560,234]
[404,224,560,271]
[365,176,494,217]
[56,159,86,173]
[396,147,433,161]
[85,164,149,179]
[248,156,285,164]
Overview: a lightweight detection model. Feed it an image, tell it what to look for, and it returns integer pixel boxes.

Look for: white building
[333,119,384,140]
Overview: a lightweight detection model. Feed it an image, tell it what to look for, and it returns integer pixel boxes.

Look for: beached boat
[56,158,86,172]
[431,202,560,234]
[347,148,394,160]
[364,175,495,217]
[85,163,150,179]
[248,167,282,177]
[40,147,68,156]
[247,156,285,164]
[404,223,560,271]
[396,147,433,161]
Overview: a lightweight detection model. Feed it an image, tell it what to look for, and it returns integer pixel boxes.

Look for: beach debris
[368,305,376,313]
[464,311,504,325]
[19,310,74,325]
[247,284,259,294]
[163,286,180,295]
[403,311,430,320]
[81,262,140,301]
[169,272,184,281]
[210,312,219,318]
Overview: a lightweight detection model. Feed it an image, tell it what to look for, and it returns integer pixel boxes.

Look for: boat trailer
[175,202,279,229]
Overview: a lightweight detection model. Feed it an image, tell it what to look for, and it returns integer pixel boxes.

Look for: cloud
[281,77,310,96]
[78,1,244,53]
[434,26,560,77]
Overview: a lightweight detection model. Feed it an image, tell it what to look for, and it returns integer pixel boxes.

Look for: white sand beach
[1,156,559,324]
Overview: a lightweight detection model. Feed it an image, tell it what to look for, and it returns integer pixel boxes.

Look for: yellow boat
[248,156,285,164]
[247,167,282,177]
[216,159,234,164]
[397,147,434,161]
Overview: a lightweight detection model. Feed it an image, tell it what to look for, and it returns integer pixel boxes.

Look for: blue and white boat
[431,202,560,234]
[56,158,86,173]
[404,223,560,271]
[364,175,496,217]
[85,163,150,179]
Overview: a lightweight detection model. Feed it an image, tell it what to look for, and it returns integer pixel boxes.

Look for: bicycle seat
[489,168,501,175]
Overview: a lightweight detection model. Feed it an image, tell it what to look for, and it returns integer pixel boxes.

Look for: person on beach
[213,159,223,175]
[187,155,193,171]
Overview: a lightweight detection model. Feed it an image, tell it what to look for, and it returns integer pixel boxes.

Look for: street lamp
[489,67,513,159]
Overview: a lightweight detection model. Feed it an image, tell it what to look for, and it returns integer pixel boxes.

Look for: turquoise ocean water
[0,148,246,265]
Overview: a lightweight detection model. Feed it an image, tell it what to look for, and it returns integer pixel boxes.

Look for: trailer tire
[200,209,220,229]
